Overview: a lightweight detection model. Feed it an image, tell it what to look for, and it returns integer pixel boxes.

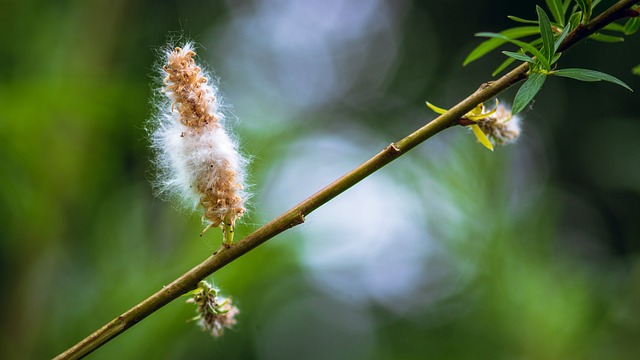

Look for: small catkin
[186,281,239,337]
[151,43,247,240]
[477,104,521,145]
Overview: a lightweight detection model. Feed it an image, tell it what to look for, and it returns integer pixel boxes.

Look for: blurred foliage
[1,0,639,359]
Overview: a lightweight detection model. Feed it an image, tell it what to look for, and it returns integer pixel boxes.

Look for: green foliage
[476,32,549,70]
[463,27,540,66]
[491,39,544,76]
[544,0,570,26]
[598,11,640,37]
[554,22,571,52]
[589,32,625,42]
[624,14,640,35]
[575,0,593,23]
[537,6,556,64]
[507,15,540,24]
[513,72,547,114]
[552,68,633,91]
[567,10,582,30]
[633,64,640,75]
[464,1,637,113]
[502,51,534,63]
[465,1,638,72]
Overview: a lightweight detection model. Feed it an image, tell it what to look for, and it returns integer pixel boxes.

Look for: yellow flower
[426,100,498,151]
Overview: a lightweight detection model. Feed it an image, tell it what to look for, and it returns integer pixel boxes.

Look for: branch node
[624,8,639,17]
[479,81,494,91]
[294,211,305,226]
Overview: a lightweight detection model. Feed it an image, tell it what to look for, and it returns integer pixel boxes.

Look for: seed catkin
[152,43,247,237]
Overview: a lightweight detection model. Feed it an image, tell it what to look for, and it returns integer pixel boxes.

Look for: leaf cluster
[464,0,638,114]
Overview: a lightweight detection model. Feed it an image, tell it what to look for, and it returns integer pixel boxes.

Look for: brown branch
[560,0,640,52]
[54,0,640,358]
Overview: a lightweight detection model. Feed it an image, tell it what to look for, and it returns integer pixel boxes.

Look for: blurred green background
[2,0,640,359]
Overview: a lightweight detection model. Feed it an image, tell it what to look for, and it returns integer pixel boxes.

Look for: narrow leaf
[464,26,540,65]
[476,32,549,70]
[513,72,547,114]
[575,0,588,12]
[182,288,202,297]
[492,39,542,76]
[507,16,539,25]
[554,25,571,52]
[503,51,534,63]
[603,23,626,33]
[562,0,571,15]
[589,33,625,43]
[624,17,640,35]
[552,68,632,91]
[568,12,582,30]
[545,0,565,26]
[537,6,555,63]
[575,0,592,23]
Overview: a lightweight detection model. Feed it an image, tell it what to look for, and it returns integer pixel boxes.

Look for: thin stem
[560,0,640,52]
[54,1,639,358]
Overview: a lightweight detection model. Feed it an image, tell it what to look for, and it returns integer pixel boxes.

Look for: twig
[54,0,639,358]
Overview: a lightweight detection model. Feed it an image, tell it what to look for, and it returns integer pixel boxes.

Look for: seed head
[150,43,247,241]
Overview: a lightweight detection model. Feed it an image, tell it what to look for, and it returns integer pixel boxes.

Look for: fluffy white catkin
[151,43,247,241]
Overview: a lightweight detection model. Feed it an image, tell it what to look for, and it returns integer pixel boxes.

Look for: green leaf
[562,0,571,15]
[464,26,540,65]
[551,53,562,65]
[492,39,542,76]
[574,0,588,12]
[632,64,640,76]
[589,32,625,42]
[513,72,547,115]
[476,32,550,70]
[182,288,202,297]
[554,25,571,52]
[503,51,535,63]
[568,11,582,30]
[575,0,592,23]
[603,23,626,33]
[552,68,632,91]
[507,16,539,25]
[545,0,566,26]
[624,17,640,35]
[537,6,555,63]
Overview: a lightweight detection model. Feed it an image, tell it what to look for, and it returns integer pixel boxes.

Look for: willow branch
[54,1,639,358]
